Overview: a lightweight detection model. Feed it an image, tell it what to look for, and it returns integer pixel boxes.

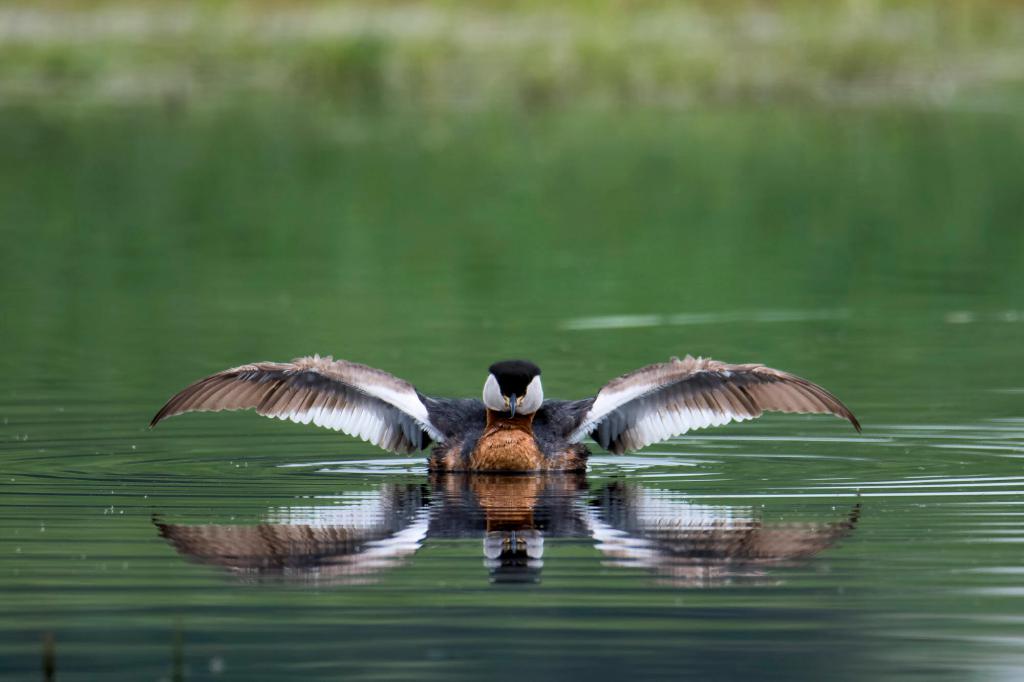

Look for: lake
[1,104,1023,680]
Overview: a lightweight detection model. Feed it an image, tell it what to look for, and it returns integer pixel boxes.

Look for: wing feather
[571,355,859,453]
[150,355,443,454]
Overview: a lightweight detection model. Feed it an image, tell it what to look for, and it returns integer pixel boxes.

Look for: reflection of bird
[155,478,858,587]
[151,355,860,472]
[483,530,544,584]
[155,485,429,585]
[586,483,860,587]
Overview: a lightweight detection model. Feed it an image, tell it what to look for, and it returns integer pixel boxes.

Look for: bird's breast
[469,412,545,472]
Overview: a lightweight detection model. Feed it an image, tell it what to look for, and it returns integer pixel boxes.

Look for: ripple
[962,588,1024,596]
[561,308,850,330]
[278,458,425,470]
[686,491,1024,499]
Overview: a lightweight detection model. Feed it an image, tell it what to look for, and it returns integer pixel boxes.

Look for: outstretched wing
[570,355,859,454]
[150,355,443,454]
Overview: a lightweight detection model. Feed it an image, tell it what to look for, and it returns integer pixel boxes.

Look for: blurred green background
[2,2,1024,680]
[2,1,1024,111]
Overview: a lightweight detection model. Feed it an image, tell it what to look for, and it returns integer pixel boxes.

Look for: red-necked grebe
[150,355,860,472]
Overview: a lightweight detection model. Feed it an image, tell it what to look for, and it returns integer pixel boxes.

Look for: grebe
[150,355,860,472]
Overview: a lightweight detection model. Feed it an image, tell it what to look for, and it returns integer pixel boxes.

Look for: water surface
[1,106,1023,680]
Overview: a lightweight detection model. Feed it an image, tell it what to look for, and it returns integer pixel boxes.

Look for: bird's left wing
[569,355,859,454]
[150,355,444,454]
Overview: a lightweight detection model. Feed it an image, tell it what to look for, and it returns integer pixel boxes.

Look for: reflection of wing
[585,483,859,586]
[150,355,443,454]
[155,484,428,585]
[570,355,860,453]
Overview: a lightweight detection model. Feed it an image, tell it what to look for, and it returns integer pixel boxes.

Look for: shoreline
[2,2,1024,110]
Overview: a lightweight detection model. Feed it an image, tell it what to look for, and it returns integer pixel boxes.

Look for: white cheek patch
[518,375,544,414]
[483,374,505,411]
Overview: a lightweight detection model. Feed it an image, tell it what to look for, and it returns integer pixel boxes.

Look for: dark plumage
[150,354,860,472]
[488,359,540,396]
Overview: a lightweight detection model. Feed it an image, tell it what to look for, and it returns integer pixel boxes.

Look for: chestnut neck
[485,409,536,430]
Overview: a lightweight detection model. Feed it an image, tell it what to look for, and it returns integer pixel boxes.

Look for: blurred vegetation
[1,0,1024,111]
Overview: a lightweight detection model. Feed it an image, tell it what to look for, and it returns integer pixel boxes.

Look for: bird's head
[483,360,543,417]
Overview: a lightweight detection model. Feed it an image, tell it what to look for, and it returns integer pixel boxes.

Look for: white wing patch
[151,355,445,454]
[619,405,755,451]
[356,382,434,432]
[586,381,651,422]
[270,398,421,451]
[572,355,859,453]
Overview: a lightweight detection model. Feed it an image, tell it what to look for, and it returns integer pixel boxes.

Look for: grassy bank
[2,0,1024,111]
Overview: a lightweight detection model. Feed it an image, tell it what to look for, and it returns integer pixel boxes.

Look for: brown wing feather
[572,355,859,453]
[149,355,441,454]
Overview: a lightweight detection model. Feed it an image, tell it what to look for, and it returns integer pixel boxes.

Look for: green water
[2,105,1024,680]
